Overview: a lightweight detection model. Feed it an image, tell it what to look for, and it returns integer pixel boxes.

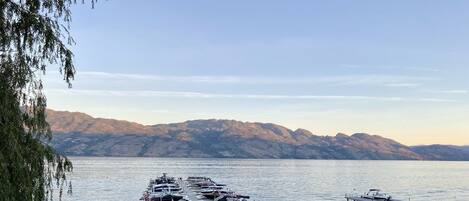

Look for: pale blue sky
[44,0,469,145]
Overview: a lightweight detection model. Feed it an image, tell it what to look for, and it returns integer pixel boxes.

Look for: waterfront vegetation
[0,0,94,200]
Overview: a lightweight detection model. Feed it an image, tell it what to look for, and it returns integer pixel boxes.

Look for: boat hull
[150,194,183,201]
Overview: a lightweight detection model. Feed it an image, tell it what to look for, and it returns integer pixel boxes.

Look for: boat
[201,190,234,199]
[189,180,225,189]
[200,189,250,200]
[361,189,392,200]
[345,189,404,201]
[148,187,184,201]
[141,188,184,201]
[152,173,177,185]
[199,185,225,192]
[141,173,185,201]
[214,194,251,201]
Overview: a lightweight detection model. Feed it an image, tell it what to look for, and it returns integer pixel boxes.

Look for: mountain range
[47,109,469,160]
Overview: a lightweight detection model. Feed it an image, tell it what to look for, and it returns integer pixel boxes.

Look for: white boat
[148,188,184,201]
[345,189,403,201]
[150,182,184,200]
[141,174,185,201]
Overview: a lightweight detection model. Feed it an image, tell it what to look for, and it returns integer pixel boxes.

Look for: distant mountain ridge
[411,145,469,161]
[47,109,469,161]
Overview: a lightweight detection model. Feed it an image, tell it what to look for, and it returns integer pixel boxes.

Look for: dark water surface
[59,157,469,201]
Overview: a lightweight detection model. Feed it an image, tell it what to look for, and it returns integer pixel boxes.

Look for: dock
[141,174,249,201]
[176,179,209,201]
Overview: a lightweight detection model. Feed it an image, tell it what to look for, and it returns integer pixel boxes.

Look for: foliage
[0,0,91,200]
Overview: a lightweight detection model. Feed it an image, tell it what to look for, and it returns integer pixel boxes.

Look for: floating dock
[141,174,249,201]
[177,179,206,201]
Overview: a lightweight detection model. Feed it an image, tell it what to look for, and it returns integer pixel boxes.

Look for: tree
[0,0,92,200]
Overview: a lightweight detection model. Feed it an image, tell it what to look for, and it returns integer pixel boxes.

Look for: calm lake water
[58,157,469,201]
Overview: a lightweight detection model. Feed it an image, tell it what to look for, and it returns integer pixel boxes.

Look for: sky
[43,0,469,145]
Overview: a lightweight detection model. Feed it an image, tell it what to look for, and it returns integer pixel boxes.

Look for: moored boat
[141,173,185,201]
[141,174,250,201]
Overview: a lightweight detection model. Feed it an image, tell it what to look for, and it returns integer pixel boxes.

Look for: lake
[58,157,469,201]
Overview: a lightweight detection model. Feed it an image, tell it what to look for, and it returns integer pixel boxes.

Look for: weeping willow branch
[0,0,95,200]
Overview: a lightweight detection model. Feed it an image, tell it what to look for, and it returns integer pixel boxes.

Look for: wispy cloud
[385,83,422,87]
[45,89,456,103]
[46,71,436,87]
[341,64,442,72]
[407,66,442,72]
[77,71,244,83]
[427,89,468,94]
